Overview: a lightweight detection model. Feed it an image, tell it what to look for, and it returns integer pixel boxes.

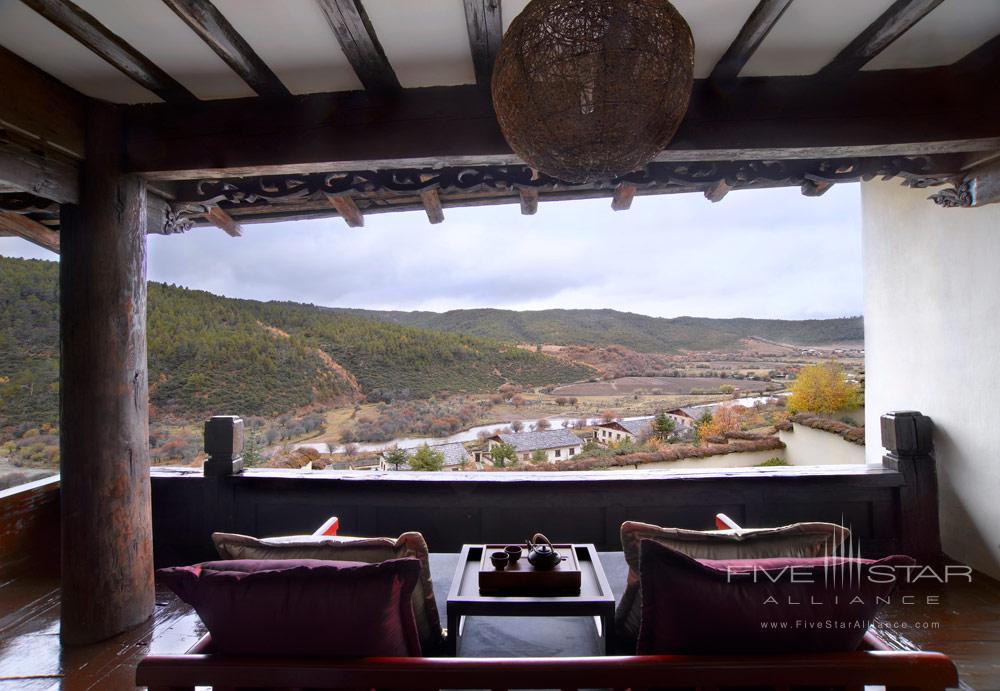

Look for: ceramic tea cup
[490,551,509,570]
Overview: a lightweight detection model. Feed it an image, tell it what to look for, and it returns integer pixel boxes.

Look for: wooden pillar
[59,103,153,645]
[881,410,942,564]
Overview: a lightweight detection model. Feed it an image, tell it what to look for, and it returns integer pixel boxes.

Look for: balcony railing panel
[149,464,907,566]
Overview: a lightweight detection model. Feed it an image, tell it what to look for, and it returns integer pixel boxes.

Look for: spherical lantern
[491,0,694,183]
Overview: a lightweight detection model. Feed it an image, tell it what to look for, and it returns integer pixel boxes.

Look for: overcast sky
[0,184,862,320]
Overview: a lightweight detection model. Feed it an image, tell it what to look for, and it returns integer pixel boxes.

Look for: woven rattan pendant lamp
[491,0,695,184]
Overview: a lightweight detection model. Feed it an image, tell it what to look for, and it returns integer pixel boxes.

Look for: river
[293,392,786,455]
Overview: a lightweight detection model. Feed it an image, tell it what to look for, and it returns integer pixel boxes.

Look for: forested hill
[0,257,590,429]
[329,308,864,353]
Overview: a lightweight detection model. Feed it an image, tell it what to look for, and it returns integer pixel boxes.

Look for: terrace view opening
[1,0,1000,689]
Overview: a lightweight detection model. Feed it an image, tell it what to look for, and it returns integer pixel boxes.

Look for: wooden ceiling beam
[324,193,364,227]
[953,34,1000,73]
[0,133,79,204]
[161,0,291,98]
[801,180,833,197]
[204,205,241,236]
[21,0,196,102]
[420,188,444,224]
[0,46,87,157]
[817,0,944,79]
[704,180,731,203]
[710,0,794,85]
[316,0,400,96]
[124,65,1000,180]
[518,187,538,215]
[0,209,59,252]
[611,183,636,211]
[463,0,502,92]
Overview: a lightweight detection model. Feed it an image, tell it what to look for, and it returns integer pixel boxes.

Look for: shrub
[757,457,789,467]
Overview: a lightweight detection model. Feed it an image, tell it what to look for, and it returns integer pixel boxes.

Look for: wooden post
[59,102,154,645]
[203,415,244,476]
[881,411,942,564]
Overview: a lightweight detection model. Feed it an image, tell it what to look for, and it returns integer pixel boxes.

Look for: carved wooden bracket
[927,158,1000,208]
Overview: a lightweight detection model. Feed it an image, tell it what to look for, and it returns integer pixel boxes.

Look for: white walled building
[487,429,582,464]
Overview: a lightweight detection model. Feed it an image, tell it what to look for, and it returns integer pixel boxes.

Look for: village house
[664,407,700,429]
[379,442,473,471]
[487,429,581,463]
[594,417,654,445]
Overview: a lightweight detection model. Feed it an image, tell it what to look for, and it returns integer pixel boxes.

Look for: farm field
[550,376,776,397]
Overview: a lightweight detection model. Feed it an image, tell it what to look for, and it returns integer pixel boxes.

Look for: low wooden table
[446,543,616,655]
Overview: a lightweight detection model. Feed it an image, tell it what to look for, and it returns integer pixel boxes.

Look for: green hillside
[332,308,864,352]
[0,257,590,430]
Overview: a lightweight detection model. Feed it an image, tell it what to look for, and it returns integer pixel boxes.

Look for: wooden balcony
[2,463,1000,688]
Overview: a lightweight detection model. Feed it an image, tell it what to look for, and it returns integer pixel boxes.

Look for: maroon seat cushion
[637,539,915,655]
[157,558,422,657]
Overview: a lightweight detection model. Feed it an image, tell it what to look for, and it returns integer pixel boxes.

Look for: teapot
[526,533,564,570]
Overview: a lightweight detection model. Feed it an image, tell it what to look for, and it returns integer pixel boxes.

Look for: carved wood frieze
[173,157,941,217]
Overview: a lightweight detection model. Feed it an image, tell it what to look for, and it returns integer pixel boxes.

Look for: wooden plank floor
[876,568,1000,690]
[0,575,205,690]
[1,566,998,690]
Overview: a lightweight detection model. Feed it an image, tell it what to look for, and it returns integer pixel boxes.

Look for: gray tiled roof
[617,417,654,437]
[494,429,581,452]
[391,442,470,469]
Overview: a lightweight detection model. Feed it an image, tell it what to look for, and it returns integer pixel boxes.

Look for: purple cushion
[636,539,915,654]
[157,558,422,656]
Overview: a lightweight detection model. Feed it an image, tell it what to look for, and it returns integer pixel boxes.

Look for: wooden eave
[1,13,999,236]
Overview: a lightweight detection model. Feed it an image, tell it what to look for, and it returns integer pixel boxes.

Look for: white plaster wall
[862,179,1000,579]
[639,448,784,470]
[779,424,866,466]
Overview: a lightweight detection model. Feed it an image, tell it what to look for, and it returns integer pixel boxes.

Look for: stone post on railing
[203,415,244,476]
[881,411,941,564]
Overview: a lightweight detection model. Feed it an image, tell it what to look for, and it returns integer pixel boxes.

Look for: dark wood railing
[0,475,59,578]
[150,462,913,566]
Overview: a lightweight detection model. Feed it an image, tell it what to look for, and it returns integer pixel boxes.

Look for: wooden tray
[478,544,582,595]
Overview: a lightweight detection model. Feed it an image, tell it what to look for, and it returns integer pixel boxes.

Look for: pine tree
[383,446,408,470]
[409,444,445,471]
[652,412,677,441]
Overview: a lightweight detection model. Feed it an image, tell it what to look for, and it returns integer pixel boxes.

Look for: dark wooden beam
[463,0,502,91]
[59,102,154,646]
[420,188,444,224]
[817,0,944,79]
[316,0,399,95]
[0,132,79,203]
[0,45,86,157]
[0,209,59,252]
[160,0,290,98]
[953,33,1000,73]
[518,187,538,215]
[21,0,196,102]
[324,192,364,227]
[704,180,731,202]
[710,0,794,85]
[611,183,636,211]
[124,66,1000,180]
[204,205,241,236]
[801,179,833,196]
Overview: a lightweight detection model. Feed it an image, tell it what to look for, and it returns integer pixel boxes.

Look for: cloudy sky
[1,184,862,320]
